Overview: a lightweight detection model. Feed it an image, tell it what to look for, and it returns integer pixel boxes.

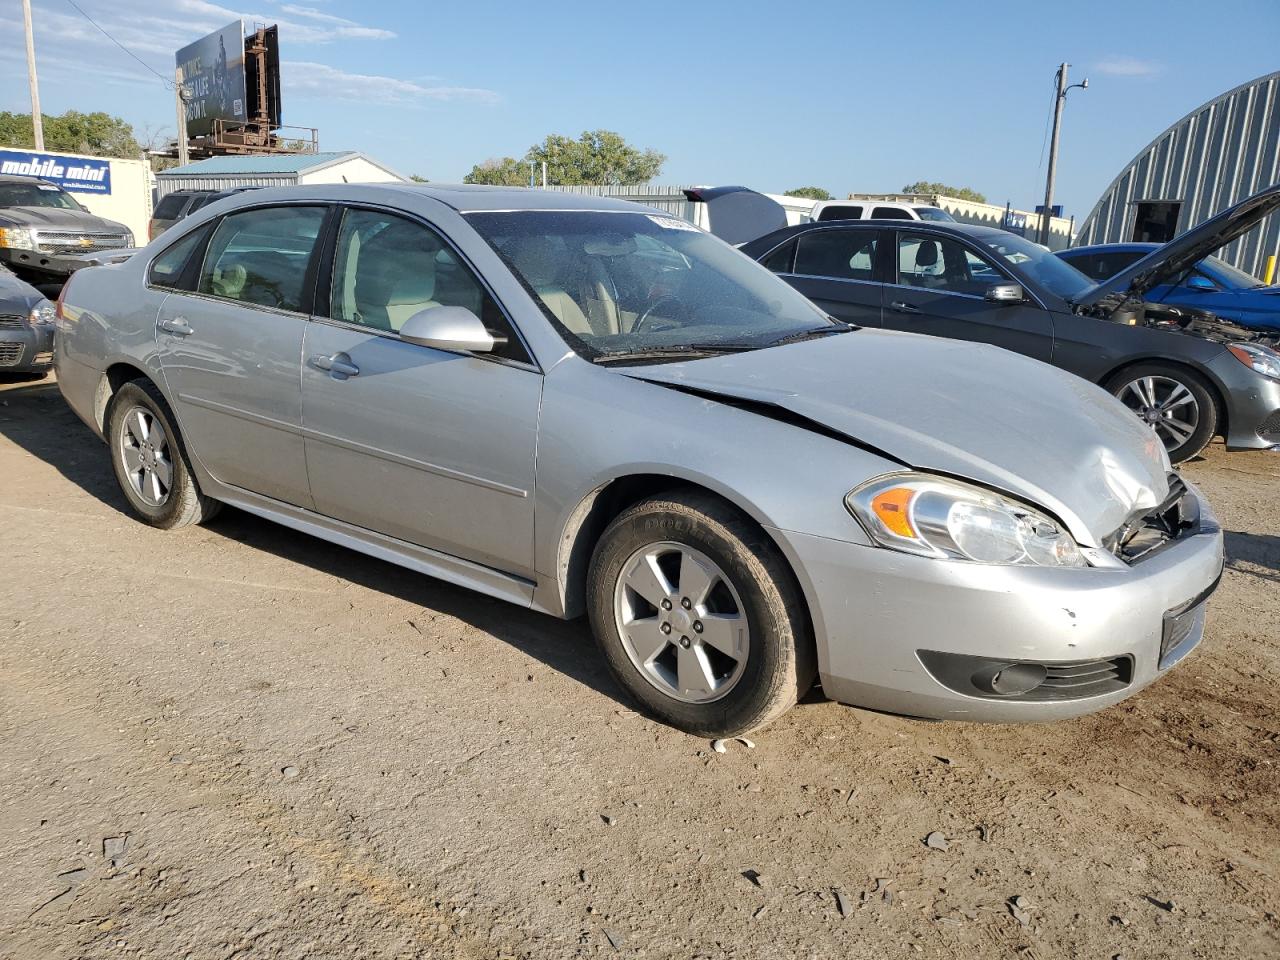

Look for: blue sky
[4,0,1278,219]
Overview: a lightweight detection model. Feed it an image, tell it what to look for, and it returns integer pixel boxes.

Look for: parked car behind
[0,175,133,284]
[809,199,955,223]
[0,263,56,375]
[742,185,1280,464]
[148,187,261,241]
[1058,242,1280,333]
[56,184,1223,735]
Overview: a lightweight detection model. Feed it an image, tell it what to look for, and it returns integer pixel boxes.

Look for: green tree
[409,174,430,183]
[901,181,987,204]
[784,186,832,201]
[0,111,142,159]
[465,130,666,187]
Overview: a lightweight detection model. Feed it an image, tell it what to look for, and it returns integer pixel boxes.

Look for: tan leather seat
[506,238,595,336]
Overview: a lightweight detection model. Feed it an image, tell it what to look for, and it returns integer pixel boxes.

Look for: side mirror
[984,283,1024,303]
[398,306,502,353]
[1185,275,1217,292]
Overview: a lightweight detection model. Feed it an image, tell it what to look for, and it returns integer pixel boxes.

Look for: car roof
[0,174,60,186]
[742,218,1008,255]
[1064,242,1159,254]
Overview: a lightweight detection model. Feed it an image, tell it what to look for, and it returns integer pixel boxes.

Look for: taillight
[55,279,69,324]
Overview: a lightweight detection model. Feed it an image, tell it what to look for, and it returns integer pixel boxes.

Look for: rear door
[299,206,542,578]
[153,203,328,508]
[883,230,1054,362]
[765,228,886,326]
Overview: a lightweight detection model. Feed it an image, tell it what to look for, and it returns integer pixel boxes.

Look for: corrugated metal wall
[540,184,700,221]
[154,173,300,198]
[1076,71,1280,277]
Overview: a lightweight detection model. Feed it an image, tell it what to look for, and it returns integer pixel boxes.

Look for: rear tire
[586,491,816,737]
[106,379,221,529]
[1106,364,1218,464]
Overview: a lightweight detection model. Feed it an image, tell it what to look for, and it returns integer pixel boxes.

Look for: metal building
[154,151,404,199]
[1075,71,1280,278]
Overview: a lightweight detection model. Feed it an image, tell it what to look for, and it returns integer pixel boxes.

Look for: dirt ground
[0,372,1277,960]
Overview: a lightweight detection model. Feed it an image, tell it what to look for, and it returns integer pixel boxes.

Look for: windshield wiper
[593,344,755,365]
[767,324,854,347]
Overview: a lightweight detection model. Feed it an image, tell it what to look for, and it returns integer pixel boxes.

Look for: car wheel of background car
[107,379,221,529]
[586,490,816,737]
[1107,364,1218,464]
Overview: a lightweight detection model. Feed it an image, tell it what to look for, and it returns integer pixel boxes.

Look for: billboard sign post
[175,21,247,138]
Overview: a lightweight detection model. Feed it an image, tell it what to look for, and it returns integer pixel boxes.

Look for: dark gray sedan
[0,264,55,375]
[741,185,1280,463]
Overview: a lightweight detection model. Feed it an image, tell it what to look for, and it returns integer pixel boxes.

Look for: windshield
[0,182,82,210]
[913,207,955,222]
[977,232,1095,301]
[1201,255,1267,290]
[465,211,836,360]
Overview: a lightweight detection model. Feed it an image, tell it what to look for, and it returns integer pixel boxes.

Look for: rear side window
[198,206,327,312]
[816,204,862,222]
[148,225,210,290]
[152,194,189,220]
[794,230,879,281]
[871,206,913,220]
[759,238,796,274]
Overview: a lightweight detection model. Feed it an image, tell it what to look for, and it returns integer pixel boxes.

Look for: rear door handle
[158,316,194,336]
[310,353,360,378]
[889,301,922,314]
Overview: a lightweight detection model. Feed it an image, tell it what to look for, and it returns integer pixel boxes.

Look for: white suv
[808,200,955,223]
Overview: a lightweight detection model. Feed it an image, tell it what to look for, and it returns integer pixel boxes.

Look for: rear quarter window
[152,195,189,220]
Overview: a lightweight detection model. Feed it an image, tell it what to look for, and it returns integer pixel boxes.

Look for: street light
[1039,63,1089,246]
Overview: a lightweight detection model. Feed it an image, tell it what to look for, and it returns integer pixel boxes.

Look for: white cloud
[1092,56,1162,79]
[283,61,500,104]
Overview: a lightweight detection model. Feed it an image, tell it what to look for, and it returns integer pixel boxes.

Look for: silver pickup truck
[0,175,133,283]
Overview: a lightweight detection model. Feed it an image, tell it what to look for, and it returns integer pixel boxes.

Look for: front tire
[106,379,220,529]
[586,491,816,737]
[1106,364,1218,464]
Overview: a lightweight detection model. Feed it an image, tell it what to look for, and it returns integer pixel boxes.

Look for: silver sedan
[54,185,1223,736]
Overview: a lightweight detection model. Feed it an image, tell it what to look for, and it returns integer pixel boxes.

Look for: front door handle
[310,353,360,378]
[158,316,194,336]
[889,301,922,314]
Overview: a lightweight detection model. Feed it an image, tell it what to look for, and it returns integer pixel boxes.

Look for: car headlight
[29,299,56,325]
[846,473,1086,567]
[0,227,36,250]
[1227,342,1280,381]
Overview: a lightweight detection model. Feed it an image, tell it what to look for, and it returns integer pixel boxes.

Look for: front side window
[794,230,879,281]
[979,232,1094,301]
[198,206,326,312]
[148,224,210,290]
[328,209,528,362]
[897,233,1001,297]
[465,210,834,361]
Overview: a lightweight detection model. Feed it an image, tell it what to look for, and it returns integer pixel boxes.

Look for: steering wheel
[632,295,686,334]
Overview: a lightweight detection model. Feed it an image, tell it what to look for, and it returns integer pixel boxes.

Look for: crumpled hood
[0,206,128,233]
[625,330,1171,545]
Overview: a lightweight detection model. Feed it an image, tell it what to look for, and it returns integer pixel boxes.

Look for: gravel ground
[1,372,1277,960]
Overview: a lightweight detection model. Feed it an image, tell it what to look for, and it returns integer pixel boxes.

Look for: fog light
[971,662,1047,696]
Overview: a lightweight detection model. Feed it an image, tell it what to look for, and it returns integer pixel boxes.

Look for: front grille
[1260,409,1280,441]
[1036,657,1134,698]
[0,342,23,367]
[0,315,23,329]
[34,231,129,255]
[1105,474,1199,564]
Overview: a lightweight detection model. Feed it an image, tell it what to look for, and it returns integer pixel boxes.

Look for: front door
[779,227,885,326]
[300,207,541,578]
[882,231,1054,362]
[154,204,329,508]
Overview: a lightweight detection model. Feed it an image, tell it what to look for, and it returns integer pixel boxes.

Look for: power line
[62,0,175,88]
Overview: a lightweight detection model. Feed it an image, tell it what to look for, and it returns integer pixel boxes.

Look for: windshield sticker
[37,184,60,191]
[646,215,700,233]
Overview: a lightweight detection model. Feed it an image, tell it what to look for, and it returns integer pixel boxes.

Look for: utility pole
[1039,62,1088,246]
[21,0,44,151]
[175,69,190,167]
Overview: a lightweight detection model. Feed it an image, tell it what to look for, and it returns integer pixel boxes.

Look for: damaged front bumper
[767,481,1224,722]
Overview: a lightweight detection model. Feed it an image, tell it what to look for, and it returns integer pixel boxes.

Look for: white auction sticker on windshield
[646,215,700,232]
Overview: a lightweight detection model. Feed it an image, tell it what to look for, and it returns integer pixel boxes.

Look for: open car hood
[682,186,788,246]
[1072,182,1280,310]
[624,331,1171,546]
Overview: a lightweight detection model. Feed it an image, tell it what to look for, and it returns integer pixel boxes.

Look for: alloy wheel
[613,541,750,704]
[1117,375,1200,452]
[117,405,173,506]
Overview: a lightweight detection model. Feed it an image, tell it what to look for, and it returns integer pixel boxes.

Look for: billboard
[0,150,112,195]
[176,21,247,137]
